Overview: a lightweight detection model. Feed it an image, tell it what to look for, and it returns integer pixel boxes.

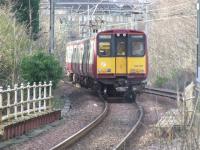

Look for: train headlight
[98,69,102,73]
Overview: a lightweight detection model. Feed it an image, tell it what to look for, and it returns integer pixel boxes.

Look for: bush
[20,52,63,88]
[155,76,168,88]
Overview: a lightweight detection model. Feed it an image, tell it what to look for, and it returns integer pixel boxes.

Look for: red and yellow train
[66,29,148,101]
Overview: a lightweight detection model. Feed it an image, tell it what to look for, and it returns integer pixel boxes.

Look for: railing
[0,81,53,123]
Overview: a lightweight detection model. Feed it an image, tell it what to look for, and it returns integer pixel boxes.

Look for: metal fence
[0,81,53,123]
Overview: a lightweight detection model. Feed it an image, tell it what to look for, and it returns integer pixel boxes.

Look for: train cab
[96,30,148,89]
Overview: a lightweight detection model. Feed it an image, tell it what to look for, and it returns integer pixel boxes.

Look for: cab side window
[98,35,112,57]
[99,42,111,56]
[130,35,145,56]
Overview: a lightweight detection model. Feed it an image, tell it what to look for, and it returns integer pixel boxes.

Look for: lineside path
[3,82,104,150]
[126,94,177,150]
[68,102,139,150]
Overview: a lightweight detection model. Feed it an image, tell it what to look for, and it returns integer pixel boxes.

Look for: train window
[99,42,111,56]
[116,36,127,56]
[116,41,126,56]
[130,35,145,56]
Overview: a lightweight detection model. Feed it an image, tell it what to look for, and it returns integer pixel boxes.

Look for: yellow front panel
[116,57,127,74]
[127,55,147,74]
[97,57,115,74]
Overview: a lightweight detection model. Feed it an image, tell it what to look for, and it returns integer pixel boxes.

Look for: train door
[115,34,127,75]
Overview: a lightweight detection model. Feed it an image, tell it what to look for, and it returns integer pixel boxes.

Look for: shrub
[20,52,63,88]
[155,76,168,88]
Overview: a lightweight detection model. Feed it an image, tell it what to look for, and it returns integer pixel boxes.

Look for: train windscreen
[98,35,111,57]
[116,35,127,56]
[129,35,145,57]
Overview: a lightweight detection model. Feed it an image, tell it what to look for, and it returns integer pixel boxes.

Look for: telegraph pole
[197,0,200,82]
[49,0,55,53]
[144,1,148,34]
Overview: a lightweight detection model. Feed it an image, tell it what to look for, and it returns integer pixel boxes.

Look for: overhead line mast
[49,0,55,54]
[197,0,200,82]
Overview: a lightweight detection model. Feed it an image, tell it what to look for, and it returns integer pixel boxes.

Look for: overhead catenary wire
[101,14,196,29]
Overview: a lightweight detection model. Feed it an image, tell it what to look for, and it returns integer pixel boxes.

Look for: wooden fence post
[14,84,18,119]
[33,82,36,113]
[39,82,41,112]
[20,83,24,117]
[27,82,30,114]
[49,81,52,110]
[7,85,11,121]
[44,81,47,111]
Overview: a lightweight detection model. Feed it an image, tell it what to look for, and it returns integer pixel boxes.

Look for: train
[66,29,148,102]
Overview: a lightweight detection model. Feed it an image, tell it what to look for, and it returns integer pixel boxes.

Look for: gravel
[125,93,177,150]
[68,103,139,150]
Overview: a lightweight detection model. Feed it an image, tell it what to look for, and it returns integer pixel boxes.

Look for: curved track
[67,103,142,150]
[50,100,108,150]
[50,91,143,150]
[114,105,143,150]
[50,86,179,150]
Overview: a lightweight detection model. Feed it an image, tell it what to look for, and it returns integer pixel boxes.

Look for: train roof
[98,29,145,34]
[66,34,97,46]
[66,29,145,46]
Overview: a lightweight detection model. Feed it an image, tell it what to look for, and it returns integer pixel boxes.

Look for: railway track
[50,91,143,150]
[50,86,180,150]
[50,99,108,150]
[144,87,182,100]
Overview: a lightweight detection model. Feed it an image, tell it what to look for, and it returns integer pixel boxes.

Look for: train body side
[66,38,97,81]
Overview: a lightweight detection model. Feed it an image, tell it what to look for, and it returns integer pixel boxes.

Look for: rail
[0,81,53,123]
[50,98,108,150]
[114,86,183,150]
[114,104,144,150]
[51,86,182,150]
[143,87,183,99]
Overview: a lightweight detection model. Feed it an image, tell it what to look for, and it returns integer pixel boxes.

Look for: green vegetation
[0,0,5,5]
[155,76,168,87]
[20,52,63,88]
[0,8,31,87]
[13,0,40,38]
